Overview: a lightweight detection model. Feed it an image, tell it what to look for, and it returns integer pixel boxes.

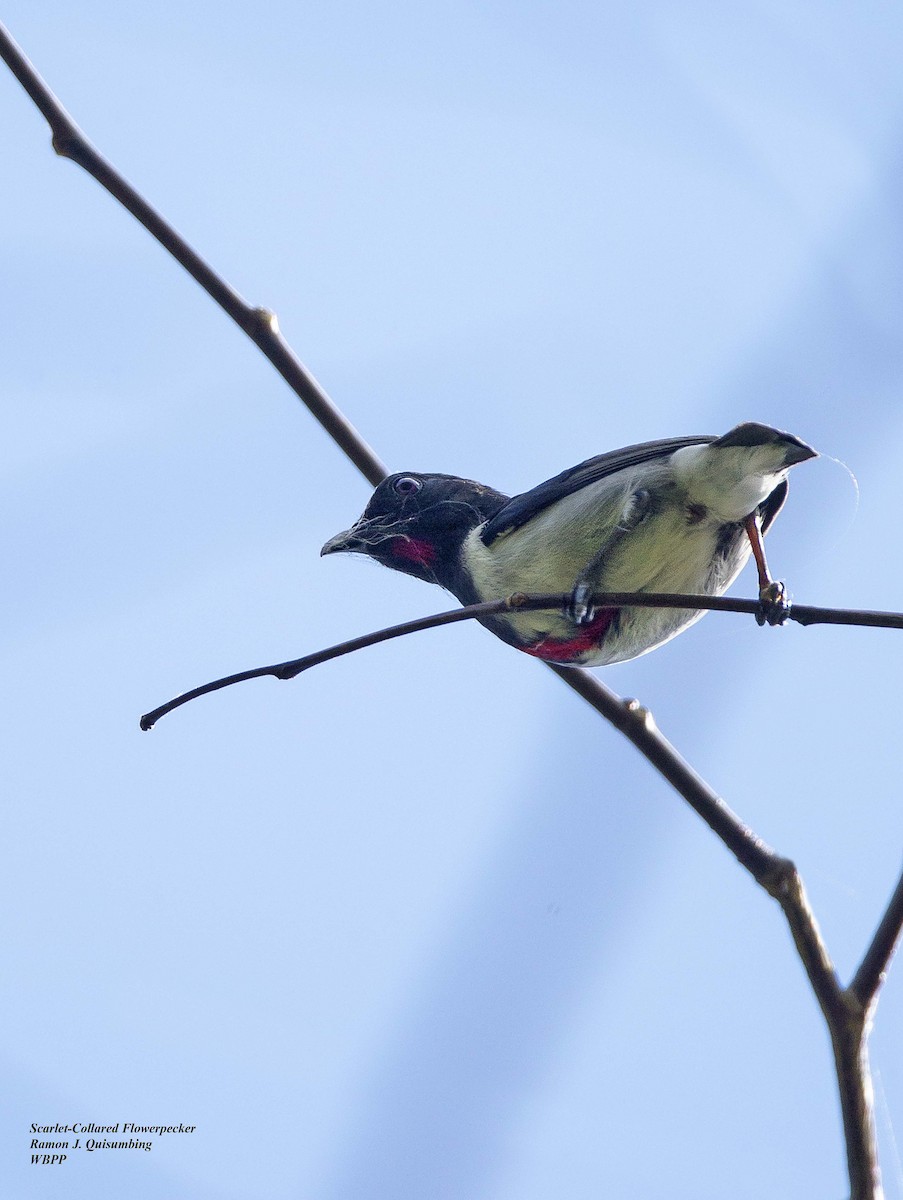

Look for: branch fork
[2,24,899,1198]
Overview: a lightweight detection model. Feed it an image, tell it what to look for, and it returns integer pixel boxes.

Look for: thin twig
[2,23,894,1198]
[0,25,387,487]
[139,588,903,730]
[139,596,520,730]
[852,866,903,1011]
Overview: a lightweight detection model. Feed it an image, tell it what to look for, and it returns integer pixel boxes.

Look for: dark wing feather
[480,435,715,546]
[759,479,788,532]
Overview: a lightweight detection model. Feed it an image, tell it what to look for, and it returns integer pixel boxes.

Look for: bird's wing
[480,435,714,546]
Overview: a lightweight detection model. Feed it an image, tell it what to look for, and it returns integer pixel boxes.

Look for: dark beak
[321,526,359,556]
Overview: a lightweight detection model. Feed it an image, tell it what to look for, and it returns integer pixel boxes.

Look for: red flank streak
[522,608,617,663]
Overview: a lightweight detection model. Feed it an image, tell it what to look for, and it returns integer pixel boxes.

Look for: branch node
[252,305,279,334]
[50,131,77,159]
[757,854,798,900]
[622,697,656,732]
[840,986,869,1026]
[1,22,895,1191]
[275,660,304,680]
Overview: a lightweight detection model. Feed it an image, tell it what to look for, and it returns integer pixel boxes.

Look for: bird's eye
[393,475,422,496]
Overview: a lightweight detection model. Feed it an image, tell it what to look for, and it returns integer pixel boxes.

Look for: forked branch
[2,23,900,1198]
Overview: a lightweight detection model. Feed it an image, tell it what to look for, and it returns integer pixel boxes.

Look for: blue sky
[2,3,903,1198]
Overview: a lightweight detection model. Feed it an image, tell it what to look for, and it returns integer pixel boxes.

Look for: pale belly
[461,501,751,666]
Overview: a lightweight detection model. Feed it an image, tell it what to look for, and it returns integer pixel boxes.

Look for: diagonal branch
[0,25,387,487]
[851,865,903,1011]
[1,23,895,1198]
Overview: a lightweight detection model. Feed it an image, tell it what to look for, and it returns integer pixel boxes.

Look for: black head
[321,471,508,588]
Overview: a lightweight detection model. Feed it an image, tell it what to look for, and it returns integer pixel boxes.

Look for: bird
[320,422,817,667]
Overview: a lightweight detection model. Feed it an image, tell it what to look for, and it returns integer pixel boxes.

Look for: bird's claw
[756,580,791,627]
[568,582,596,626]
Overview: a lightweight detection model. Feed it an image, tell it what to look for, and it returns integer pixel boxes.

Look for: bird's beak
[320,523,367,556]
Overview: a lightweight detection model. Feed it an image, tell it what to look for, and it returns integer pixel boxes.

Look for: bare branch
[3,23,894,1197]
[139,596,521,731]
[852,865,903,1011]
[0,23,388,487]
[139,588,903,730]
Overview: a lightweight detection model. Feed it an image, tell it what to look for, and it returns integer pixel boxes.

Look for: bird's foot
[567,581,596,626]
[756,580,791,627]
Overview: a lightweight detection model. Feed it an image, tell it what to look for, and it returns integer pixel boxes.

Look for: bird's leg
[569,489,652,625]
[745,512,791,627]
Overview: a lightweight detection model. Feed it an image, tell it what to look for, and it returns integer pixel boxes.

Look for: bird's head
[321,472,508,587]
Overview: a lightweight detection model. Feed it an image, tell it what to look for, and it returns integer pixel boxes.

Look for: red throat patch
[390,537,437,568]
[522,608,617,663]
